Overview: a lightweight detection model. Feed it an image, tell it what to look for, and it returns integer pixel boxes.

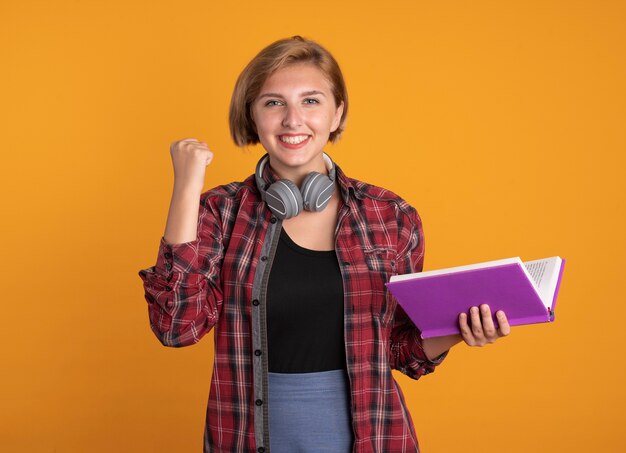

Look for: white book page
[522,257,562,308]
[389,257,522,283]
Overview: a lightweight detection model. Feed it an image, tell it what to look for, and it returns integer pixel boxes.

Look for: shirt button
[343,261,350,266]
[165,286,172,292]
[255,399,263,406]
[254,349,262,356]
[164,263,172,271]
[261,256,268,262]
[252,299,260,306]
[270,217,277,224]
[164,252,172,259]
[258,448,266,453]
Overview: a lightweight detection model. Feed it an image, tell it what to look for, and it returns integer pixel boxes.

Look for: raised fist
[169,138,213,190]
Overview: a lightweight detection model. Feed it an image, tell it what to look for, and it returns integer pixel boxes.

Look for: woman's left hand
[421,304,511,360]
[459,304,511,346]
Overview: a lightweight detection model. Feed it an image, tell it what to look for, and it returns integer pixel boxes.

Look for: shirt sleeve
[389,304,448,378]
[388,204,448,379]
[138,196,225,347]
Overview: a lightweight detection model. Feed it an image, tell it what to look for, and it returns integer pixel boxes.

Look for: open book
[386,256,565,339]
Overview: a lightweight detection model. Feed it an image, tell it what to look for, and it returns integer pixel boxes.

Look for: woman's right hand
[170,138,214,192]
[163,138,214,244]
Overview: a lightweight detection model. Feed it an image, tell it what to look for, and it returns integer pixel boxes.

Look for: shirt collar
[334,162,358,205]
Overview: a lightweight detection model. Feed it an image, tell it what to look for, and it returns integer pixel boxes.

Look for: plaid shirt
[139,162,447,453]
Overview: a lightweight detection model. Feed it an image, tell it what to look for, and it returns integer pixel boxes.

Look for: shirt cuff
[155,236,201,277]
[427,349,449,365]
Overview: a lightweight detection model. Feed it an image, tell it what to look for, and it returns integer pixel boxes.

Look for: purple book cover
[386,260,565,339]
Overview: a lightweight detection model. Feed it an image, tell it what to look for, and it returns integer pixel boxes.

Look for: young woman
[139,36,510,453]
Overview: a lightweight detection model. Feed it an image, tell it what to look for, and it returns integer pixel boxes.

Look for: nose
[282,105,303,128]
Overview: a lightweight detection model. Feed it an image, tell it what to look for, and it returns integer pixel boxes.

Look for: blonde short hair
[229,36,348,147]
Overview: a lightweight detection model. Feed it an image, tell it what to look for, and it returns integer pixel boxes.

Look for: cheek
[255,125,273,148]
[253,108,281,130]
[309,113,332,131]
[253,117,280,151]
[252,114,272,138]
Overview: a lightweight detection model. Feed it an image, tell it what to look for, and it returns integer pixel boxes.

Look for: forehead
[259,63,333,95]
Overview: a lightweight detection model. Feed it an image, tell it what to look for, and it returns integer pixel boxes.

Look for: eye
[264,100,283,107]
[303,98,320,105]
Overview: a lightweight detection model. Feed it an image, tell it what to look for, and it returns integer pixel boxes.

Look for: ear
[330,101,344,133]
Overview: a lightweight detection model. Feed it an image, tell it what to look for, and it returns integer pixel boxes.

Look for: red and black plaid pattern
[139,164,446,453]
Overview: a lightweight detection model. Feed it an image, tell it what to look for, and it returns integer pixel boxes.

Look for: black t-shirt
[266,228,346,373]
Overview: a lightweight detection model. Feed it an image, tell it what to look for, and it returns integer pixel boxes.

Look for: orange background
[2,0,625,451]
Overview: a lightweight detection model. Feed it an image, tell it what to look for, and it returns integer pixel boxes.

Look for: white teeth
[280,135,308,144]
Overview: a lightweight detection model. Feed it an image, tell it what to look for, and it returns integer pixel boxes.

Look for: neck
[269,155,329,187]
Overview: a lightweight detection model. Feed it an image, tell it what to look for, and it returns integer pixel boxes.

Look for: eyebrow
[258,90,327,99]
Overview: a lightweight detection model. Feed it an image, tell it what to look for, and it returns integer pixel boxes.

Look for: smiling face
[251,62,344,182]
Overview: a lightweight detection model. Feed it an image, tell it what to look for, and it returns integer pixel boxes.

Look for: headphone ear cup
[301,172,335,212]
[264,179,303,219]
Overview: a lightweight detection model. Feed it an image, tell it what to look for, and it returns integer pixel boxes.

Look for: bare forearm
[422,334,462,361]
[163,183,203,244]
